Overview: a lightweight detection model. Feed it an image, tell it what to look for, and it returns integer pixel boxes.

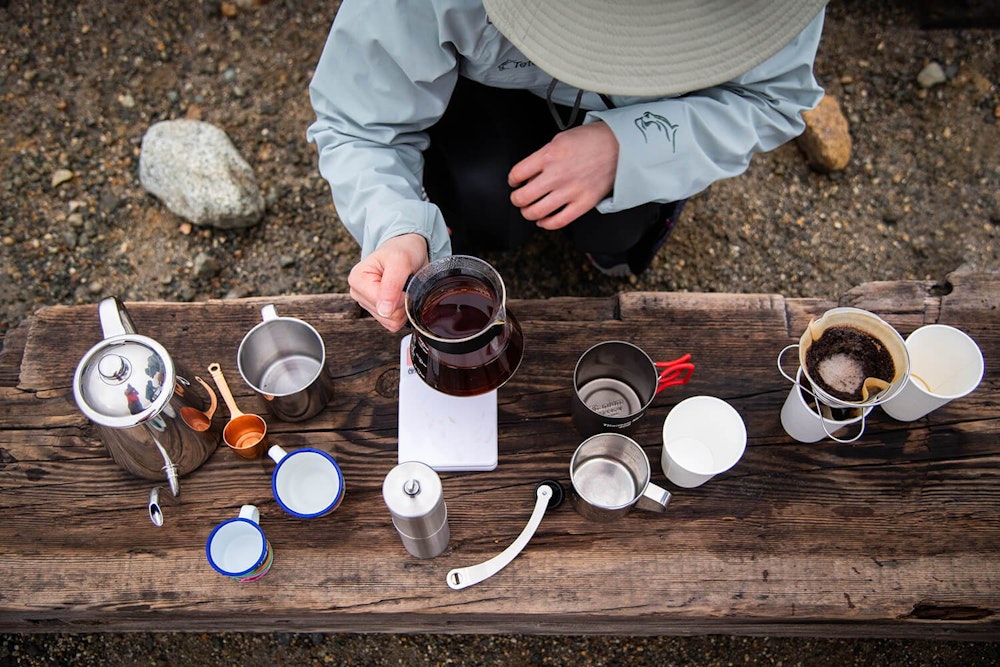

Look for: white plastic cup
[661,396,747,488]
[781,367,872,443]
[880,325,984,422]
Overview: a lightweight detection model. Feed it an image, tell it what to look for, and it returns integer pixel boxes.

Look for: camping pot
[404,255,524,397]
[73,298,222,494]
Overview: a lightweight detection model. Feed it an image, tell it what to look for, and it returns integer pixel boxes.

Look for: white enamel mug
[205,504,273,582]
[269,445,345,518]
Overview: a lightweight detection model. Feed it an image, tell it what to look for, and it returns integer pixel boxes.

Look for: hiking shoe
[586,251,632,277]
[626,199,686,275]
[586,200,686,277]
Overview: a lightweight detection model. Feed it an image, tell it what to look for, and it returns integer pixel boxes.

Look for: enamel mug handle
[239,504,260,524]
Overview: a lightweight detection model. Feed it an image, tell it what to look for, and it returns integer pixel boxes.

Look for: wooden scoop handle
[208,363,246,419]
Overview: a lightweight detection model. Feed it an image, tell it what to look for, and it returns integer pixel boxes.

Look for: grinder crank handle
[446,480,563,590]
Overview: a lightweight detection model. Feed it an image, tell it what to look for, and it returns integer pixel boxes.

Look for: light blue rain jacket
[307,0,826,260]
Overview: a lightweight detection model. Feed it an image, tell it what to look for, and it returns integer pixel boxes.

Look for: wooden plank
[940,272,1000,312]
[0,277,997,638]
[510,295,619,322]
[17,295,362,393]
[839,278,940,318]
[0,316,30,388]
[0,386,87,430]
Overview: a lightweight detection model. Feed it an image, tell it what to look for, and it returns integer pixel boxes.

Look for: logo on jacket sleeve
[635,112,678,153]
[498,59,533,71]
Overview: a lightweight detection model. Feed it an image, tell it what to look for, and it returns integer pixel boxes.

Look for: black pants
[423,77,663,255]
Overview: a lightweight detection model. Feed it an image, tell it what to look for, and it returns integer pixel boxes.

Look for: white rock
[138,119,264,229]
[917,62,946,89]
[51,169,74,188]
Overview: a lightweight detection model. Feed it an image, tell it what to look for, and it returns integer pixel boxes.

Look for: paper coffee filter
[797,307,910,407]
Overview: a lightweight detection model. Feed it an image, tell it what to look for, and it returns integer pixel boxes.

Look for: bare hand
[508,121,618,230]
[348,233,428,332]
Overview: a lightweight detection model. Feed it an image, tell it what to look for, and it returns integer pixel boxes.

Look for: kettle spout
[148,431,180,527]
[148,485,179,527]
[148,428,181,498]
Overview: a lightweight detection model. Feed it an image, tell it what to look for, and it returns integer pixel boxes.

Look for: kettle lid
[73,334,176,428]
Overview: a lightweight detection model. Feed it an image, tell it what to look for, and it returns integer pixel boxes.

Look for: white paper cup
[880,325,984,422]
[661,396,747,488]
[781,367,872,443]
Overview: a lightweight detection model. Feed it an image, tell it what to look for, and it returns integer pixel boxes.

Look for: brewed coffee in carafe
[405,256,523,397]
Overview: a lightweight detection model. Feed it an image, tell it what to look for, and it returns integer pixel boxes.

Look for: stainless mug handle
[261,304,278,321]
[635,482,671,513]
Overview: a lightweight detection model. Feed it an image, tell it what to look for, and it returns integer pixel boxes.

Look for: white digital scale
[397,335,498,471]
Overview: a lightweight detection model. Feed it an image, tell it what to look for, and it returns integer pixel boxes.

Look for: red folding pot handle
[655,353,695,393]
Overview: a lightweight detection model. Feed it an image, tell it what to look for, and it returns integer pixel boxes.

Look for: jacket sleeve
[306,0,457,260]
[586,9,826,212]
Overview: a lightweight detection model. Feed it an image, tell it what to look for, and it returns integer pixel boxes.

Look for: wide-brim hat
[483,0,828,96]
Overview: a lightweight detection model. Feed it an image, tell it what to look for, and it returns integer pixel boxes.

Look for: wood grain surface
[0,275,996,638]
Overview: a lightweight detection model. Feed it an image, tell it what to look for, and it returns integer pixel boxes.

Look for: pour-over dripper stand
[397,335,498,472]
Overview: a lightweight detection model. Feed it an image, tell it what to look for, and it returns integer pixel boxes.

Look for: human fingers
[348,260,399,329]
[348,234,428,332]
[508,150,544,189]
[374,257,413,326]
[533,198,593,231]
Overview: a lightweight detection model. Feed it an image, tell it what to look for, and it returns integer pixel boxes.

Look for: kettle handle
[98,296,138,338]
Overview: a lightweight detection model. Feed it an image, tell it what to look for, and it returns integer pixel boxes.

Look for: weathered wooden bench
[1,273,997,639]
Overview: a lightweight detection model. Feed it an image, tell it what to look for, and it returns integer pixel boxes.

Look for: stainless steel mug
[569,433,671,523]
[237,305,334,422]
[572,340,692,437]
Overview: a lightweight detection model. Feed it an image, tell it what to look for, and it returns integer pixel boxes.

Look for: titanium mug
[572,340,694,437]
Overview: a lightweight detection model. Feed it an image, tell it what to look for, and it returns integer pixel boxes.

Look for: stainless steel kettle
[73,297,221,504]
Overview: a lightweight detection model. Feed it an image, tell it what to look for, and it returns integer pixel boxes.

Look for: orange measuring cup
[208,362,268,459]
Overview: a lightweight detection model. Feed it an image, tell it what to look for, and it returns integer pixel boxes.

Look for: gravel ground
[1,634,999,667]
[1,0,998,664]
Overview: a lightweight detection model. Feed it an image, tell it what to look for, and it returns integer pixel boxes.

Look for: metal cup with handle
[569,433,671,523]
[238,305,334,422]
[572,340,694,437]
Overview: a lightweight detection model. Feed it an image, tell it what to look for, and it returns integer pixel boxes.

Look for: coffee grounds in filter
[804,325,895,402]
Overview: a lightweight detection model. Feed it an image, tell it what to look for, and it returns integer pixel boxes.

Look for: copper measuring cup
[179,376,218,431]
[208,363,268,459]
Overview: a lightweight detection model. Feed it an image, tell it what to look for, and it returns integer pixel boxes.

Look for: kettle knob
[97,354,131,383]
